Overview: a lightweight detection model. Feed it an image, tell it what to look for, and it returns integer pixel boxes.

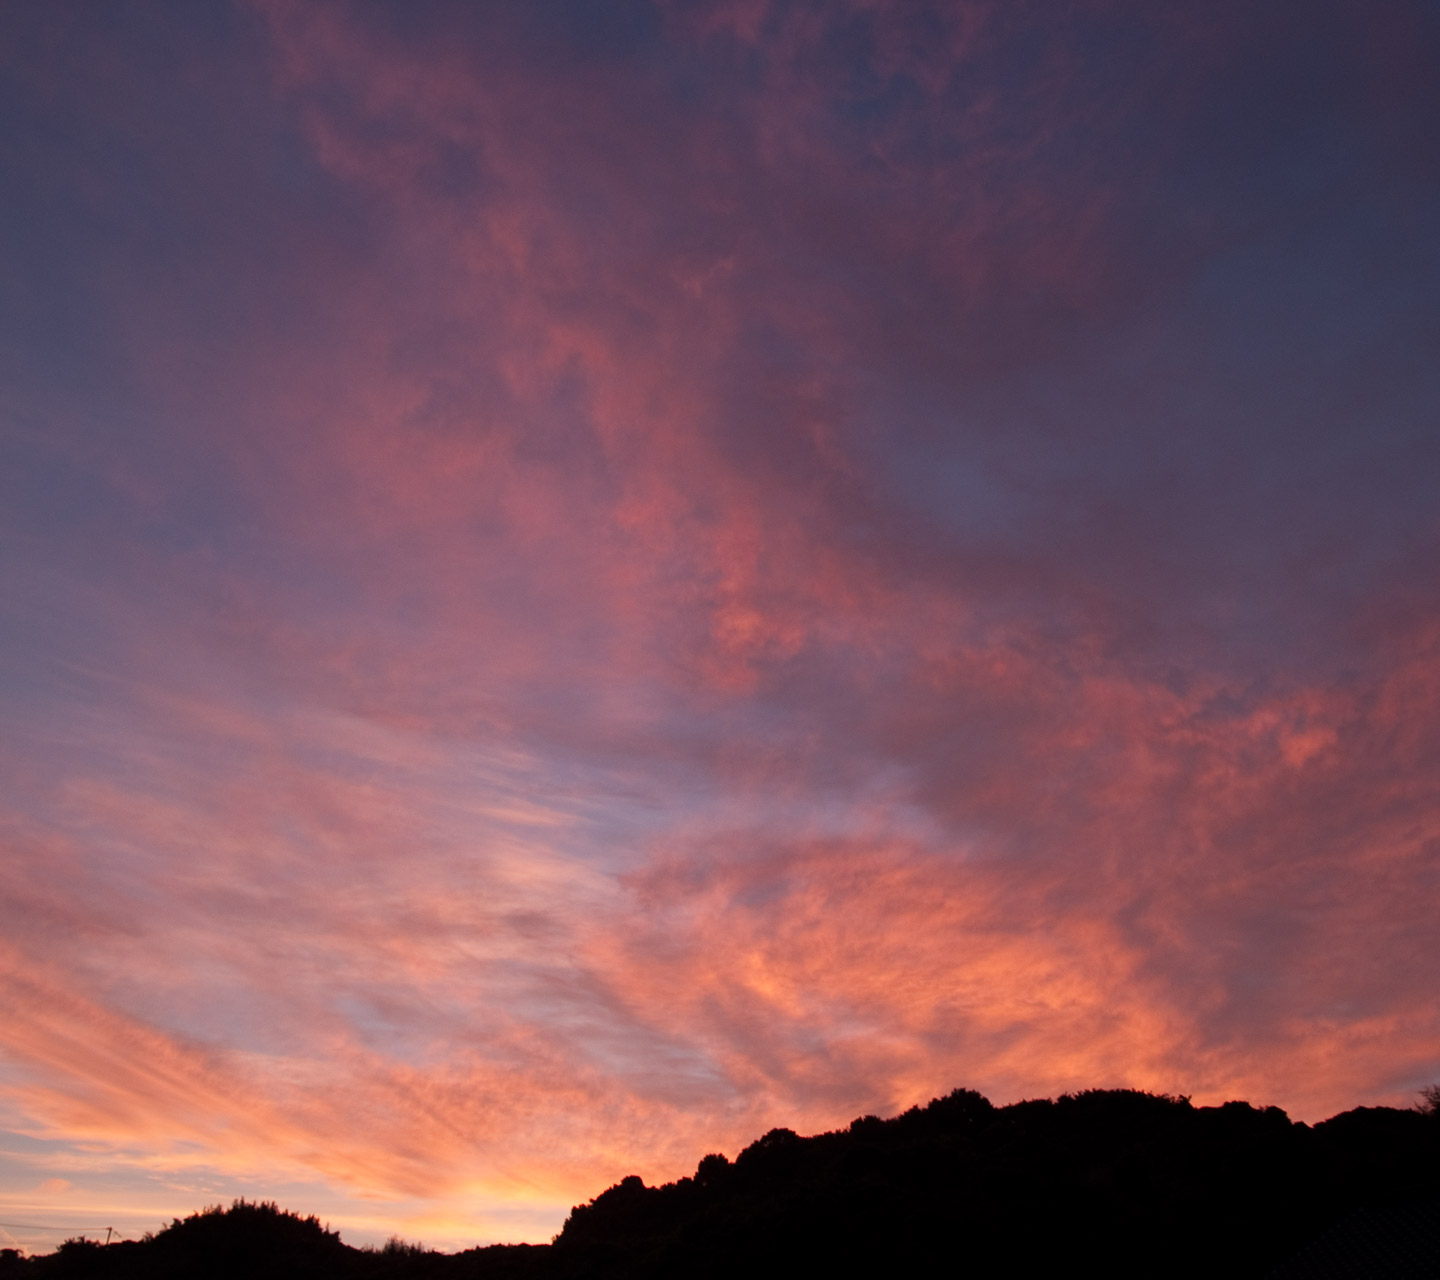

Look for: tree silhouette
[7,1089,1439,1278]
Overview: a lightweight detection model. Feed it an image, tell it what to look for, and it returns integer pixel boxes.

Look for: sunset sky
[3,0,1440,1254]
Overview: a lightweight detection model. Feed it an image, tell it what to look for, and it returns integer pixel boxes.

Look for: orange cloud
[4,0,1439,1252]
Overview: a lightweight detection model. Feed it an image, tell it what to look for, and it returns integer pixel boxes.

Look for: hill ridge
[6,1086,1438,1278]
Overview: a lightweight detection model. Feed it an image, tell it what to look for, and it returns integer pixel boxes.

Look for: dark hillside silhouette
[7,1088,1437,1279]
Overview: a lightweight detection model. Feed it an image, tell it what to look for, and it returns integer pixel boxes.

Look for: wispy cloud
[2,0,1439,1250]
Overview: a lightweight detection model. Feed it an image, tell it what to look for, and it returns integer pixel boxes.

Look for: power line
[0,1221,121,1233]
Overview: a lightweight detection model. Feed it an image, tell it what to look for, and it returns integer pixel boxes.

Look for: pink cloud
[3,0,1438,1249]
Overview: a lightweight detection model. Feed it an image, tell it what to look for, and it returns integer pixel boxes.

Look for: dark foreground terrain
[5,1088,1438,1279]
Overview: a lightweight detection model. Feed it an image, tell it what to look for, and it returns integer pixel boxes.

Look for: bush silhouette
[10,1089,1439,1279]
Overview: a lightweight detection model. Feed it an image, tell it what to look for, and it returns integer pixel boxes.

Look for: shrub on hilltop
[10,1087,1440,1279]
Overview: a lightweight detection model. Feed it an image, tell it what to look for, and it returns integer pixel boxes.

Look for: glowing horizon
[3,0,1439,1255]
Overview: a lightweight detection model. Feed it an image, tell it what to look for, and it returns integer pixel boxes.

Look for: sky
[2,0,1439,1254]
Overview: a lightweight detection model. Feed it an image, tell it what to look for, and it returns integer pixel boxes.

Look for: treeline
[5,1088,1438,1278]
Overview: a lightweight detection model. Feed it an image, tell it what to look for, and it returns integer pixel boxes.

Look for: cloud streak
[2,0,1439,1249]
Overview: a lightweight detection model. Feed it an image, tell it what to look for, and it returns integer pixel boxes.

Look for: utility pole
[105,1227,113,1246]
